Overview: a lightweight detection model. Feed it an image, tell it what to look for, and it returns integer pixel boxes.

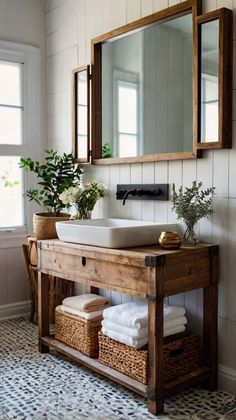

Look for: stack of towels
[58,293,110,320]
[102,300,187,349]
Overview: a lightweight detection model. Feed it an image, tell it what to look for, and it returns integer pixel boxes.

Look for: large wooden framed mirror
[91,0,201,164]
[196,8,232,149]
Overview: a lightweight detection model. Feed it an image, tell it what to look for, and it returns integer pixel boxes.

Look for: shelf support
[38,271,50,353]
[203,246,219,390]
[147,263,165,414]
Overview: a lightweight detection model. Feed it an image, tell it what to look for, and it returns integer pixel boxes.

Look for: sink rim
[56,218,177,229]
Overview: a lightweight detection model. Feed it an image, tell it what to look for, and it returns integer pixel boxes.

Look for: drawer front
[40,249,148,297]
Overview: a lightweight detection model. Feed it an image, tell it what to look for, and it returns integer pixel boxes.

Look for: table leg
[147,259,165,415]
[203,246,219,390]
[203,284,218,390]
[148,296,164,414]
[38,271,50,353]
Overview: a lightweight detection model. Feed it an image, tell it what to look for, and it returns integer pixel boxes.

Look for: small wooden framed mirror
[72,65,90,162]
[196,8,232,149]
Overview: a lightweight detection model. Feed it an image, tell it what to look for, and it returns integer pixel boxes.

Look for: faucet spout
[122,188,137,205]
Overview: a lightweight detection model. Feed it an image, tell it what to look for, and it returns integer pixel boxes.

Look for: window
[201,73,218,142]
[113,70,139,158]
[0,41,41,237]
[77,70,88,159]
[0,61,23,145]
[0,61,24,228]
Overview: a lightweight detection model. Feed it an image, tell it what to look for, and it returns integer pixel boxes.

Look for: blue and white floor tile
[0,318,236,419]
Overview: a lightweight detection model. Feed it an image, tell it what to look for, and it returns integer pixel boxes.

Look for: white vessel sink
[56,218,181,249]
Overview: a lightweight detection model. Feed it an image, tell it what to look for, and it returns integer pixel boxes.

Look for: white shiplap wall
[46,0,236,394]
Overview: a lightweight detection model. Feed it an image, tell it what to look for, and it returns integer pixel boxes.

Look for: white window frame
[113,69,141,158]
[0,41,41,247]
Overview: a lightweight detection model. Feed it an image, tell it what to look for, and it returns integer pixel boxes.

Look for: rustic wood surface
[147,265,164,414]
[37,239,219,414]
[203,247,219,390]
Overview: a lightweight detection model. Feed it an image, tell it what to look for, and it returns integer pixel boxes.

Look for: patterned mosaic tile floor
[0,318,236,419]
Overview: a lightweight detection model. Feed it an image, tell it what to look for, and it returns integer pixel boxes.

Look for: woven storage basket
[98,331,200,384]
[55,306,102,357]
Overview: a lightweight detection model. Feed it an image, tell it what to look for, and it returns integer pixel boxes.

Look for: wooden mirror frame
[72,65,90,163]
[90,0,202,164]
[195,8,232,149]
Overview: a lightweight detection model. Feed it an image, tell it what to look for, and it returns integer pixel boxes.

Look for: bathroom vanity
[37,240,218,415]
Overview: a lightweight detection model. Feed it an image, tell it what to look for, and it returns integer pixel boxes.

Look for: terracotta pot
[33,212,70,240]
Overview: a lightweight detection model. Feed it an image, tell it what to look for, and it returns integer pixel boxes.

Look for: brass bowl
[159,231,182,249]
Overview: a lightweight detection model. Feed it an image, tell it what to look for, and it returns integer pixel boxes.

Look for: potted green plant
[172,181,215,245]
[19,149,83,239]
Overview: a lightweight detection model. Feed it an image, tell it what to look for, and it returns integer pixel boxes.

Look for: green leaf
[171,182,215,224]
[20,149,83,213]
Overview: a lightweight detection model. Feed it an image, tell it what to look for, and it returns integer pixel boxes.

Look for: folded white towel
[164,324,186,337]
[103,300,185,329]
[164,305,186,322]
[59,305,103,320]
[101,326,148,349]
[103,300,147,329]
[102,324,186,349]
[165,316,187,329]
[101,316,187,339]
[102,319,147,339]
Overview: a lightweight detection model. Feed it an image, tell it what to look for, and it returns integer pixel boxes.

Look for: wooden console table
[37,240,218,415]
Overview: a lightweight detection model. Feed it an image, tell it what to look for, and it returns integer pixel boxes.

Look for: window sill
[0,232,27,248]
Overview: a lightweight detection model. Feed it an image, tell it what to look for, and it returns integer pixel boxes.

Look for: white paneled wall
[46,0,236,393]
[0,246,30,318]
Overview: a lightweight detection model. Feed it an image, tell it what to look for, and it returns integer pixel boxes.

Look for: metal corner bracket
[145,255,166,267]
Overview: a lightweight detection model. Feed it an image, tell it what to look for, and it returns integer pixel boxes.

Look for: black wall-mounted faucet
[122,187,162,205]
[116,184,169,205]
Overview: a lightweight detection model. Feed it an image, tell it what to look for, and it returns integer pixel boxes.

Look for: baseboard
[0,300,30,320]
[219,364,236,396]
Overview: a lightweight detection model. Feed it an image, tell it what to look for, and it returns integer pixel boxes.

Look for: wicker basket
[33,212,70,240]
[55,306,102,357]
[98,331,200,384]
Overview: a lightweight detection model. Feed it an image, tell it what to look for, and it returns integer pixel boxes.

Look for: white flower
[84,181,107,194]
[59,186,81,205]
[59,181,107,211]
[97,182,107,193]
[59,190,74,205]
[74,186,83,201]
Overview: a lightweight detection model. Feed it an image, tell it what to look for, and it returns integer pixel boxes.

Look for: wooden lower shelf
[42,336,210,398]
[42,336,146,396]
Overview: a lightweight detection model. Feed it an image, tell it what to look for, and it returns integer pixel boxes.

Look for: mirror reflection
[76,69,88,159]
[102,13,193,158]
[200,20,219,142]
